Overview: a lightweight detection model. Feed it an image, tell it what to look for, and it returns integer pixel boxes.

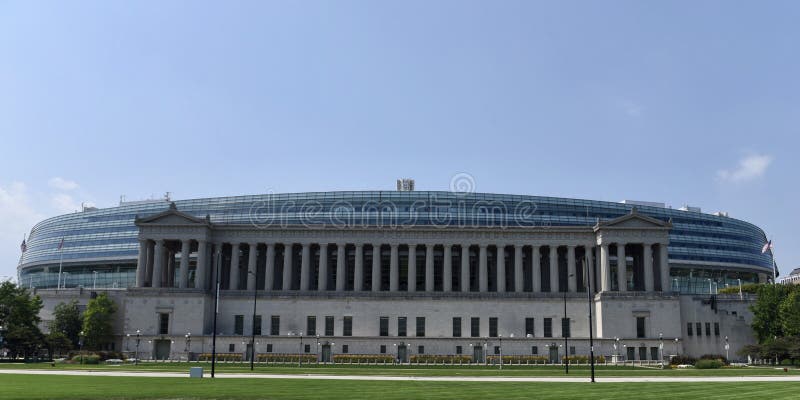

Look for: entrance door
[245,344,253,361]
[154,340,171,360]
[548,346,559,364]
[398,346,408,363]
[321,344,332,363]
[472,346,484,364]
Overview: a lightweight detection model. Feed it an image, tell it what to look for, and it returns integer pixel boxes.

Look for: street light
[659,332,664,368]
[584,254,596,383]
[316,335,320,364]
[78,331,85,365]
[673,338,679,361]
[248,270,259,371]
[298,331,304,367]
[185,332,192,359]
[135,329,141,365]
[498,334,503,370]
[563,273,574,375]
[724,336,730,362]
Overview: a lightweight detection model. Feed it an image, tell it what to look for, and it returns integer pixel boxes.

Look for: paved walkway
[1,369,800,382]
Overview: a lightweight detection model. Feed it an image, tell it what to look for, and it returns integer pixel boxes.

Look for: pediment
[594,209,671,230]
[135,203,210,227]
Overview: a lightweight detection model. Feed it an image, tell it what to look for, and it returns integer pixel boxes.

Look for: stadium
[18,189,772,362]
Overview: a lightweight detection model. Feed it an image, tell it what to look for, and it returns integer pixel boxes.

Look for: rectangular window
[452,317,462,337]
[456,345,462,355]
[544,318,553,338]
[306,316,316,336]
[531,346,538,355]
[489,317,498,337]
[398,317,407,337]
[325,316,334,336]
[304,344,311,353]
[470,317,480,337]
[343,316,353,337]
[229,343,235,352]
[234,315,244,335]
[705,322,711,336]
[651,347,659,361]
[253,315,262,336]
[639,346,647,361]
[342,344,349,354]
[525,318,534,337]
[266,344,273,353]
[159,313,169,335]
[380,345,386,354]
[636,317,645,339]
[714,322,720,336]
[627,346,636,360]
[418,345,424,354]
[379,317,389,337]
[562,318,571,338]
[494,346,500,355]
[416,317,426,337]
[570,346,575,356]
[695,323,701,337]
[687,322,693,336]
[270,316,280,336]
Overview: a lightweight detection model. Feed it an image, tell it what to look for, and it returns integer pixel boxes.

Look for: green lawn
[0,374,797,399]
[1,361,799,377]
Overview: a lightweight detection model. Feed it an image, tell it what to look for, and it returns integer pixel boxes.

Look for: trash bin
[189,367,203,378]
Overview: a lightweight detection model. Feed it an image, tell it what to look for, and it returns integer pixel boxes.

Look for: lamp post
[498,335,503,370]
[724,336,730,362]
[135,329,141,365]
[170,340,175,361]
[563,273,574,375]
[613,337,619,364]
[185,332,192,361]
[659,332,664,368]
[584,254,595,383]
[248,270,258,371]
[78,331,85,365]
[298,332,304,367]
[623,344,627,364]
[316,335,320,364]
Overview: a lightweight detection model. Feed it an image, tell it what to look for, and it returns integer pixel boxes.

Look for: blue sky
[1,1,797,280]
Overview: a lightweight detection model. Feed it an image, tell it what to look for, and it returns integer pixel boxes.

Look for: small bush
[695,359,724,369]
[670,355,697,365]
[71,354,100,364]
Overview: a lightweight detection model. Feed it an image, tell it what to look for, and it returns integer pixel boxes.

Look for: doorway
[397,345,408,363]
[321,344,332,363]
[548,345,559,364]
[472,346,484,364]
[154,339,171,360]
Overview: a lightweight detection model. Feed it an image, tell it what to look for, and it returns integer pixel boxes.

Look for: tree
[45,331,73,358]
[82,293,117,350]
[779,288,800,337]
[0,281,44,359]
[750,284,792,343]
[51,300,82,348]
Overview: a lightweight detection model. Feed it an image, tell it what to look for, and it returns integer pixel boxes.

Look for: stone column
[300,243,311,291]
[389,244,399,292]
[567,245,577,292]
[166,251,175,287]
[336,243,346,292]
[478,245,488,292]
[644,243,654,292]
[354,244,364,291]
[179,240,190,289]
[152,239,165,288]
[600,244,610,292]
[265,243,275,291]
[617,243,627,292]
[318,244,328,291]
[461,245,470,292]
[443,245,452,292]
[425,244,434,292]
[496,245,506,293]
[514,245,523,292]
[408,244,417,292]
[659,243,670,292]
[371,245,381,292]
[549,246,559,292]
[283,244,293,291]
[145,241,155,287]
[136,240,148,287]
[229,243,240,290]
[247,243,257,291]
[585,245,595,294]
[532,246,541,293]
[196,240,207,290]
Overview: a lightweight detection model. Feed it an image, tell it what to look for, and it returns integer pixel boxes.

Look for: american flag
[761,240,773,254]
[58,237,65,251]
[20,239,27,253]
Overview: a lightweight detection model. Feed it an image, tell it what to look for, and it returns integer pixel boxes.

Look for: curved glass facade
[18,191,772,292]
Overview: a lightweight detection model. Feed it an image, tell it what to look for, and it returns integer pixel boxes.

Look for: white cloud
[48,177,79,191]
[0,182,46,279]
[51,193,81,213]
[717,154,773,183]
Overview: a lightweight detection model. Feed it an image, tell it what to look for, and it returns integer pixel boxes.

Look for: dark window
[544,318,552,338]
[650,347,659,361]
[398,317,407,337]
[342,344,349,354]
[325,316,334,336]
[525,318,534,337]
[456,345,462,354]
[270,316,280,336]
[307,316,316,336]
[253,315,262,336]
[266,344,273,353]
[418,345,424,354]
[343,316,353,336]
[489,317,498,337]
[639,346,647,360]
[380,345,386,354]
[562,318,571,338]
[452,317,462,337]
[304,344,311,353]
[687,322,693,336]
[705,322,711,336]
[234,315,244,335]
[379,317,389,336]
[416,317,426,337]
[570,346,575,355]
[531,346,538,355]
[159,313,169,335]
[470,317,480,337]
[696,323,701,337]
[714,322,720,336]
[229,343,235,352]
[636,317,645,339]
[494,346,500,355]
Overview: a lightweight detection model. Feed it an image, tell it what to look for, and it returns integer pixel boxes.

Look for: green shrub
[670,355,696,365]
[70,354,100,364]
[695,359,724,369]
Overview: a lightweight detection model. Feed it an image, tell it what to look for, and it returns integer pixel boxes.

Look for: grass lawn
[1,374,798,400]
[1,361,799,377]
